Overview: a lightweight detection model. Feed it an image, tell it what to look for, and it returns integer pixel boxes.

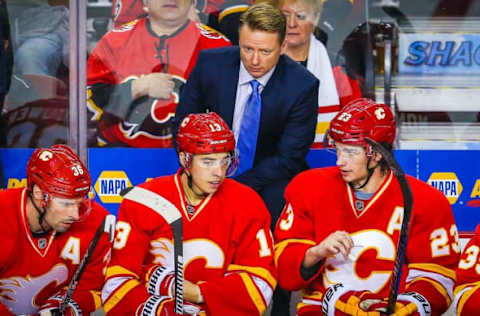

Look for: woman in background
[278,0,340,147]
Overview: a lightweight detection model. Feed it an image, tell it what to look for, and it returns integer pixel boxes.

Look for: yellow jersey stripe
[106,265,139,279]
[274,239,316,266]
[297,302,310,310]
[239,272,266,315]
[86,88,103,121]
[218,5,248,22]
[408,263,456,279]
[301,289,324,300]
[90,290,102,310]
[316,121,330,134]
[103,279,140,313]
[457,283,480,315]
[407,277,451,305]
[227,264,276,288]
[455,281,480,296]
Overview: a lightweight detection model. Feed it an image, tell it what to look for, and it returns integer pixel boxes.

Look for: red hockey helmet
[27,145,93,218]
[328,98,396,148]
[176,112,236,154]
[177,112,238,176]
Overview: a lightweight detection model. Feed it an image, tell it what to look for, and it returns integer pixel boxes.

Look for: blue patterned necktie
[236,79,261,175]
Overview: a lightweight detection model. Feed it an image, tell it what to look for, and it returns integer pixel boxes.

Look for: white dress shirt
[232,61,276,142]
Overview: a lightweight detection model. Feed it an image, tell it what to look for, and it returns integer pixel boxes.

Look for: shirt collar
[239,61,276,88]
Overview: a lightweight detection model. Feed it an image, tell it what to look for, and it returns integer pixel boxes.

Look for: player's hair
[378,142,393,173]
[239,2,287,44]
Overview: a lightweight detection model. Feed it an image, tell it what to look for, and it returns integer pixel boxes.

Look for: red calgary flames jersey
[274,167,459,316]
[0,188,110,315]
[87,18,230,147]
[103,171,276,315]
[454,224,480,315]
[111,0,251,28]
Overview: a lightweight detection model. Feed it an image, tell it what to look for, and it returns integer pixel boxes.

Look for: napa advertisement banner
[2,148,479,232]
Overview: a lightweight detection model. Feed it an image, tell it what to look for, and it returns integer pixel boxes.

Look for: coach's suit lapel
[219,47,241,128]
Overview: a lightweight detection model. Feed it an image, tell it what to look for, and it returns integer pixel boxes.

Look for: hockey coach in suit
[173,2,319,228]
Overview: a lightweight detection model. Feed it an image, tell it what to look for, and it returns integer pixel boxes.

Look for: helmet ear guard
[180,152,193,169]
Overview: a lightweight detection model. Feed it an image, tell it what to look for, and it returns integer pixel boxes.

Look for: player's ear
[373,151,383,162]
[32,184,44,200]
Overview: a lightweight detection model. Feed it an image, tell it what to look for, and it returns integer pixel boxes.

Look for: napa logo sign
[94,171,132,203]
[427,172,463,204]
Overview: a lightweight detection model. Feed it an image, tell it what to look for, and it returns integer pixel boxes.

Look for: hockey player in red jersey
[274,98,459,316]
[453,224,480,315]
[0,145,111,315]
[87,0,231,148]
[102,112,276,315]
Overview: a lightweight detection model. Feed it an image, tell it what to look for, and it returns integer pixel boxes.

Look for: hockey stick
[57,214,116,315]
[364,138,413,315]
[121,186,184,315]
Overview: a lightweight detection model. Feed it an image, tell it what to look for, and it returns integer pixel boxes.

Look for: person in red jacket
[0,144,111,315]
[102,112,276,315]
[111,0,250,44]
[453,224,480,315]
[87,0,230,147]
[274,98,459,316]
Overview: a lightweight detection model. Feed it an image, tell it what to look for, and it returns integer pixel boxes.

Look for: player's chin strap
[182,153,205,198]
[183,169,208,201]
[28,191,51,236]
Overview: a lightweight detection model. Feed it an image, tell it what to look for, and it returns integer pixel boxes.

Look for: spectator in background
[2,1,69,149]
[174,2,318,229]
[87,0,230,147]
[453,224,480,315]
[112,0,250,44]
[6,0,69,76]
[277,0,340,147]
